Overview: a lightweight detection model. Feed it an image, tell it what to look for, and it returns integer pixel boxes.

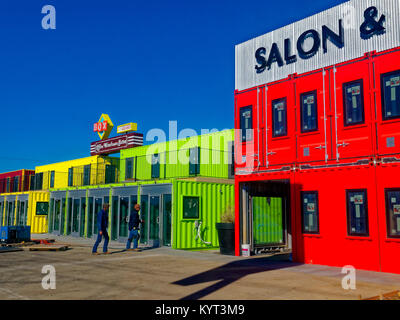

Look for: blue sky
[0,0,347,172]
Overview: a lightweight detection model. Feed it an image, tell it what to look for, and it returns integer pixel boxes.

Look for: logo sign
[117,123,138,134]
[236,0,397,91]
[90,132,143,156]
[93,114,114,140]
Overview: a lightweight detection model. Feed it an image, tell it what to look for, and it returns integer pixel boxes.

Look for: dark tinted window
[343,80,365,125]
[381,71,400,120]
[83,165,91,186]
[300,92,318,132]
[50,171,55,188]
[68,168,73,187]
[240,106,253,142]
[301,191,319,233]
[151,154,160,179]
[346,190,369,236]
[272,98,287,137]
[125,158,133,180]
[189,147,200,175]
[385,189,400,238]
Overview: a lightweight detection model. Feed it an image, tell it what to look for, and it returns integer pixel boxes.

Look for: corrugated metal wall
[236,0,400,91]
[120,130,234,181]
[28,191,50,233]
[252,197,283,245]
[172,180,234,250]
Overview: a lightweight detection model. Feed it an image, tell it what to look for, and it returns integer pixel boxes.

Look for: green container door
[252,197,284,245]
[111,196,119,240]
[140,196,148,244]
[87,197,93,238]
[72,198,80,235]
[119,197,129,238]
[0,199,4,227]
[140,190,172,247]
[48,198,54,233]
[163,194,172,247]
[80,197,86,237]
[149,196,160,243]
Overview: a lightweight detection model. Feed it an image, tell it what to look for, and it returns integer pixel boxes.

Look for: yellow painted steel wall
[0,191,49,233]
[28,191,50,234]
[35,156,118,189]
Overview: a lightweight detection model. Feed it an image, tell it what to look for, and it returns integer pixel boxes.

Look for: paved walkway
[0,233,399,300]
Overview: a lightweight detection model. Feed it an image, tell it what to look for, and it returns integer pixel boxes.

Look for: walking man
[92,203,110,255]
[126,203,144,251]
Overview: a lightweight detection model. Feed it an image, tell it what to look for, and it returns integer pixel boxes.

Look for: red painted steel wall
[234,47,400,273]
[0,170,35,193]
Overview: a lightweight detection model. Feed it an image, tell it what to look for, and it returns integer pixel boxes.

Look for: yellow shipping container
[0,191,49,233]
[35,155,119,190]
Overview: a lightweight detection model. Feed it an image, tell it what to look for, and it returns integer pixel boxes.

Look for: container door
[79,197,86,237]
[140,195,149,244]
[118,197,129,240]
[87,197,93,238]
[111,196,119,240]
[48,198,54,233]
[252,197,284,247]
[266,79,296,168]
[332,59,374,161]
[235,89,260,172]
[60,198,66,235]
[149,195,160,247]
[374,50,400,158]
[93,197,103,237]
[0,200,4,227]
[15,201,21,226]
[71,198,80,237]
[162,194,172,247]
[296,71,329,164]
[8,201,15,226]
[53,199,61,235]
[66,198,72,235]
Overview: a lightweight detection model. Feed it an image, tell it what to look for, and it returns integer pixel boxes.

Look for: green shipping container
[172,179,235,250]
[252,197,283,245]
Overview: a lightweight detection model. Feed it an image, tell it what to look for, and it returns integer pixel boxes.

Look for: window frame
[384,188,400,239]
[189,147,200,176]
[83,165,91,186]
[239,105,253,143]
[125,157,134,180]
[35,201,49,216]
[381,69,400,121]
[272,97,288,138]
[182,196,200,220]
[68,168,73,187]
[346,189,369,237]
[151,153,160,179]
[301,191,320,234]
[342,79,365,126]
[50,171,55,188]
[300,90,319,133]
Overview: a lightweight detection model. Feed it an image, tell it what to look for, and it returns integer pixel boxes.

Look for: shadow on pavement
[173,253,301,300]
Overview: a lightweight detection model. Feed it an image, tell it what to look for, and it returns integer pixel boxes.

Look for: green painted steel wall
[172,180,234,250]
[120,129,234,181]
[252,197,283,245]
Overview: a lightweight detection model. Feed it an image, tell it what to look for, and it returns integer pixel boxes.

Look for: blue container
[16,226,31,242]
[0,226,18,243]
[0,226,30,243]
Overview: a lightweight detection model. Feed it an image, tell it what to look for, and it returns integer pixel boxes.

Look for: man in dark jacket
[126,203,144,251]
[92,203,110,254]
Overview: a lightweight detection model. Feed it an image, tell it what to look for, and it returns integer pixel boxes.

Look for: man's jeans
[92,230,109,253]
[126,229,139,249]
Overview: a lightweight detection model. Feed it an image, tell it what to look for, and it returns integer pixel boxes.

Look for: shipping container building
[44,130,235,250]
[0,170,35,194]
[234,0,400,273]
